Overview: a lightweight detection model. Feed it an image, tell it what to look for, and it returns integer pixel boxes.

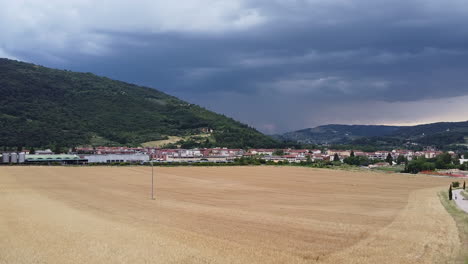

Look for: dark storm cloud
[2,0,468,132]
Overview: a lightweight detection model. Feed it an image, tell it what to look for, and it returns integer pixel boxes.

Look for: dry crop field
[0,166,461,263]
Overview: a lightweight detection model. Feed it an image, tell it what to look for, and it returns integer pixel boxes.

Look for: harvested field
[0,166,460,263]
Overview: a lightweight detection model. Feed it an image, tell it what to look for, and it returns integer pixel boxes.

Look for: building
[84,154,149,164]
[284,149,309,157]
[35,149,54,155]
[248,149,275,155]
[25,154,86,164]
[164,156,230,163]
[310,149,322,154]
[1,152,26,164]
[326,150,351,157]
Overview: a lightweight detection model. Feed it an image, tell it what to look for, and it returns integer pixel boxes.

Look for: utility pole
[151,160,155,200]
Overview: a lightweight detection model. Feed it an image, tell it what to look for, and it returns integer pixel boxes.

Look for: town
[2,146,467,172]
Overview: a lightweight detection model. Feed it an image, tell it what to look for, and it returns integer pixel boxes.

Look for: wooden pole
[151,161,155,200]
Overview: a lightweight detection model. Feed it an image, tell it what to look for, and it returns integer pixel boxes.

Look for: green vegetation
[404,153,465,174]
[439,191,468,263]
[273,149,285,156]
[0,58,279,149]
[343,155,371,166]
[396,155,407,165]
[333,153,339,162]
[385,153,393,165]
[371,165,405,173]
[276,124,401,144]
[278,122,468,150]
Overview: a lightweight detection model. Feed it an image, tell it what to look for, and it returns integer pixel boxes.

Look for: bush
[452,181,460,188]
[405,158,436,174]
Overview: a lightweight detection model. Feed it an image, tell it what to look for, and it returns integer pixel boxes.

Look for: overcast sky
[1,0,468,133]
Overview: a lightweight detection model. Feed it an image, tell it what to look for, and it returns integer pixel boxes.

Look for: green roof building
[25,154,87,164]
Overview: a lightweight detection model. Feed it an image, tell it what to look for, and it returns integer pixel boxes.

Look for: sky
[1,0,468,134]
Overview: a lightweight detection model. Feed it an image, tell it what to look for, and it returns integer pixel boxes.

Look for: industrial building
[1,152,26,164]
[84,154,149,164]
[25,154,87,164]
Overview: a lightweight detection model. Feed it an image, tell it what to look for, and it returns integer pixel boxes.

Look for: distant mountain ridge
[277,121,468,147]
[0,58,278,149]
[277,124,402,144]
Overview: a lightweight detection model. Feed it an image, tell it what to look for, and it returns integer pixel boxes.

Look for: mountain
[278,121,468,148]
[0,58,278,149]
[277,124,402,144]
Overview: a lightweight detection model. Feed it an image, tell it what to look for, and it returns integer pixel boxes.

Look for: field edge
[438,191,468,264]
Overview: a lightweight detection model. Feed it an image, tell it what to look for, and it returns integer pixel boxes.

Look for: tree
[344,155,371,166]
[405,157,436,174]
[449,185,453,200]
[350,151,355,157]
[435,153,454,169]
[386,153,393,165]
[396,155,407,165]
[29,147,35,154]
[273,149,284,156]
[306,155,312,164]
[464,181,466,190]
[54,145,62,154]
[333,153,340,162]
[460,162,467,171]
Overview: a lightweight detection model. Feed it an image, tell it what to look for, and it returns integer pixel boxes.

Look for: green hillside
[278,122,468,149]
[0,58,278,149]
[277,124,402,144]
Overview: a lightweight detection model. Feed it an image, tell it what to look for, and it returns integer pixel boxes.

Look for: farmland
[0,166,461,263]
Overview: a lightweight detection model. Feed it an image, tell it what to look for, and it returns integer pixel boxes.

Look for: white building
[36,149,54,155]
[1,152,26,163]
[84,154,149,163]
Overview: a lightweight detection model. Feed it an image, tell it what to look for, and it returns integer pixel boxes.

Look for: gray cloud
[1,0,468,133]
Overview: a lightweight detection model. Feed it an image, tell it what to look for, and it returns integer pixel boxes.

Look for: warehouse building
[25,154,87,164]
[84,154,149,164]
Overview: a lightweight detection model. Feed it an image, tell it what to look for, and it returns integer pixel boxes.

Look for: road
[453,189,468,213]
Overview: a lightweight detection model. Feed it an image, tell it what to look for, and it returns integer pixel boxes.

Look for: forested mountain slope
[0,58,278,148]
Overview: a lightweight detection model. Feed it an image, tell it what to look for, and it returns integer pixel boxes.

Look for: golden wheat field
[0,166,461,263]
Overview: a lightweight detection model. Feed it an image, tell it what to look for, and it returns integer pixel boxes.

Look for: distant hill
[276,124,401,144]
[277,121,468,148]
[0,58,278,149]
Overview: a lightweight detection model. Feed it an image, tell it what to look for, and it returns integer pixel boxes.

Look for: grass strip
[439,191,468,264]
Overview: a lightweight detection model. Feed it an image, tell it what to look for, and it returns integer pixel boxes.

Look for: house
[248,149,275,156]
[284,149,309,157]
[310,149,322,154]
[311,154,326,161]
[35,149,54,155]
[326,150,351,157]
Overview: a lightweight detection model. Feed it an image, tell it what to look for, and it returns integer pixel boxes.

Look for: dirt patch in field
[142,134,210,147]
[0,166,459,263]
